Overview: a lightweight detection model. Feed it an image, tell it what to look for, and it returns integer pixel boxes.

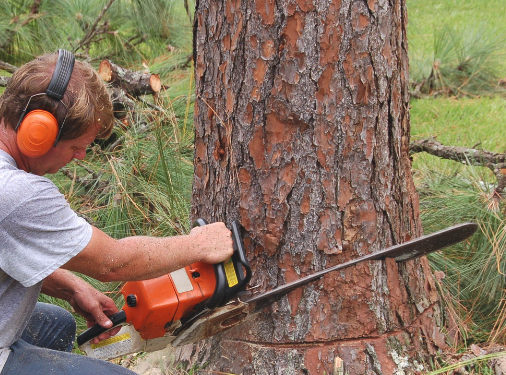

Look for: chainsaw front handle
[223,220,252,302]
[76,310,127,347]
[192,219,252,309]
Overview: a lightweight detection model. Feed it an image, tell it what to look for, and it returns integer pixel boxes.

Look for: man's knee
[21,302,76,352]
[4,340,138,375]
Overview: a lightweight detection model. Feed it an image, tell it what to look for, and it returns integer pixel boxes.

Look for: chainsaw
[77,220,477,360]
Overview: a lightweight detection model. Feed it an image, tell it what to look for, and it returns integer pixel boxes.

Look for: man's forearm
[62,223,234,282]
[41,269,89,302]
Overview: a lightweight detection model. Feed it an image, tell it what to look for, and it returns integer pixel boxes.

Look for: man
[0,50,233,374]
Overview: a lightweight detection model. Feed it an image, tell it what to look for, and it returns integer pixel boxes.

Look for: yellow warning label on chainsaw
[224,259,238,287]
[90,333,131,349]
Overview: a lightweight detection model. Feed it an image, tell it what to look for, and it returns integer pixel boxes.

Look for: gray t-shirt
[0,150,92,370]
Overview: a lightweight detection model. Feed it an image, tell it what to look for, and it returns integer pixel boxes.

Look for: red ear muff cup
[17,110,59,157]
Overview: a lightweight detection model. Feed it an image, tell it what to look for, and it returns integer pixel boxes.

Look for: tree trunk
[181,0,446,373]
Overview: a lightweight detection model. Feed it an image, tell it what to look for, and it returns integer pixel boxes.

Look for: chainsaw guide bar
[242,222,477,315]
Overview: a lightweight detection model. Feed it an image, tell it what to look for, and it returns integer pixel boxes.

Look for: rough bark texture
[183,0,445,374]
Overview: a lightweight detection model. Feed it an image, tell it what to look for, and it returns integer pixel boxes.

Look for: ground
[117,346,178,375]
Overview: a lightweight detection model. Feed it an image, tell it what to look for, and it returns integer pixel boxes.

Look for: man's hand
[42,269,121,344]
[69,285,121,344]
[189,222,234,264]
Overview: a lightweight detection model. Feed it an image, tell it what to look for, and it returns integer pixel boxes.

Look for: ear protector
[15,49,75,157]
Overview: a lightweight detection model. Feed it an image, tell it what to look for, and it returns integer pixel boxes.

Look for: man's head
[0,51,114,148]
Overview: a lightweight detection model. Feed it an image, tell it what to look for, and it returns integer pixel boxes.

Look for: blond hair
[0,52,114,141]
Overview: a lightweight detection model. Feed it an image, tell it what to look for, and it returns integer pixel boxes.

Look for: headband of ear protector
[15,49,75,157]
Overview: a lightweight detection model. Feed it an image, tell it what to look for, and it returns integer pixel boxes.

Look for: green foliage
[415,158,506,342]
[0,0,194,69]
[89,110,194,238]
[408,0,506,351]
[408,0,506,98]
[427,351,505,374]
[410,24,506,97]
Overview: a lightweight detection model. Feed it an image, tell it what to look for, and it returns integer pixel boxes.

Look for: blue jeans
[1,303,136,375]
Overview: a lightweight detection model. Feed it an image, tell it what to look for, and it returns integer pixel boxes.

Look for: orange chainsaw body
[76,221,252,348]
[120,261,217,340]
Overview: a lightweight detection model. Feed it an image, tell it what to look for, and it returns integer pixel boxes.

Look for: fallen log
[99,59,161,97]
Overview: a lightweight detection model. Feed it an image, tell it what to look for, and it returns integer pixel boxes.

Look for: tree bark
[182,1,446,374]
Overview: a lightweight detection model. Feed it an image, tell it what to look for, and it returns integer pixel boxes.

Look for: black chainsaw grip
[76,310,127,347]
[223,220,252,303]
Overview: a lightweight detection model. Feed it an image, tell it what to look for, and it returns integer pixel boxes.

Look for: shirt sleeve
[0,177,92,287]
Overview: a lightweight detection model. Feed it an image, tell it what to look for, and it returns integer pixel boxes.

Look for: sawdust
[120,346,177,375]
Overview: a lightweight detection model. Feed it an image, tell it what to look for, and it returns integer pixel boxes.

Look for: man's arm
[62,221,234,282]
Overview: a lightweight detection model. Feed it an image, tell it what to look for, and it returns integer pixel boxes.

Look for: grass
[407,0,506,74]
[410,96,506,152]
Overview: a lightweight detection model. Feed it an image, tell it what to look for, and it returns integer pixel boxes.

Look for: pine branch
[0,0,44,50]
[22,0,43,26]
[28,0,43,16]
[410,138,506,165]
[410,138,506,198]
[72,0,117,53]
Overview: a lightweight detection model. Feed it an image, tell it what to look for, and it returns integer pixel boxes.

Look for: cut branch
[99,60,162,97]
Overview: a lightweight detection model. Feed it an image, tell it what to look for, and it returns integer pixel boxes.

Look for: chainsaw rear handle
[192,219,252,309]
[76,310,126,347]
